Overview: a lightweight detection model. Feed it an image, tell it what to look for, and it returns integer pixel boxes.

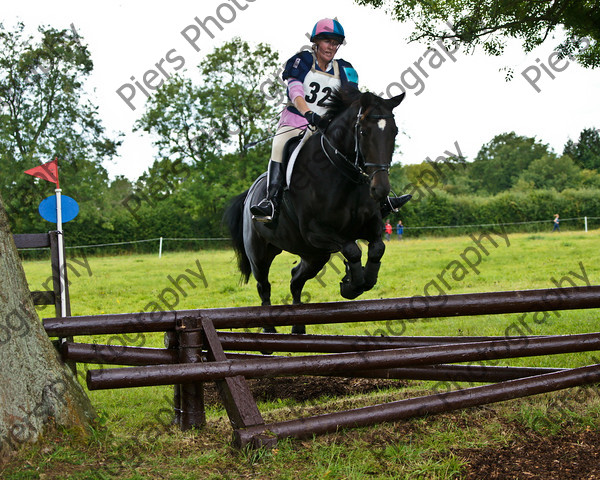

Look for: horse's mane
[323,86,362,121]
[322,87,362,144]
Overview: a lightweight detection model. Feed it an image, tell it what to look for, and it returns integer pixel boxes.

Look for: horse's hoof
[259,326,276,354]
[340,282,365,299]
[362,283,375,293]
[291,325,306,334]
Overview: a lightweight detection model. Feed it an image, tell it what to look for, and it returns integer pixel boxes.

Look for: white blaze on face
[377,119,386,131]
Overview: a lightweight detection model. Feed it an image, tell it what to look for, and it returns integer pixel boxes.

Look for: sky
[3,0,600,181]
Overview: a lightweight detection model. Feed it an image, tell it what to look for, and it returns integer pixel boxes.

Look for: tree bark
[0,194,95,458]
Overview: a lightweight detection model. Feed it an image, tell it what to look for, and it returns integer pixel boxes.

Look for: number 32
[305,82,333,106]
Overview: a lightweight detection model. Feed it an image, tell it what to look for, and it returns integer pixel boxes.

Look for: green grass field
[4,229,600,479]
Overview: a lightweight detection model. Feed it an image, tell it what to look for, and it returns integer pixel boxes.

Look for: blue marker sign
[39,195,79,223]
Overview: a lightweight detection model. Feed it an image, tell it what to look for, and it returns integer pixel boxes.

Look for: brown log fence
[43,285,600,448]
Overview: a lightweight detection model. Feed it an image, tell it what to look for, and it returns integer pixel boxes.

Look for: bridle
[320,106,395,184]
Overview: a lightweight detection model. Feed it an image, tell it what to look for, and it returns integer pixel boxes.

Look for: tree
[468,132,551,194]
[0,23,120,233]
[136,37,280,173]
[354,0,600,68]
[135,38,280,232]
[198,38,281,156]
[0,194,95,456]
[563,127,600,170]
[133,75,224,167]
[519,153,581,191]
[388,163,410,195]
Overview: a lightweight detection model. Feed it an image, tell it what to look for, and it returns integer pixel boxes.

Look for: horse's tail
[223,190,252,284]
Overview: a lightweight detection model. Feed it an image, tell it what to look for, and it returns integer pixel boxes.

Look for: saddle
[283,130,311,188]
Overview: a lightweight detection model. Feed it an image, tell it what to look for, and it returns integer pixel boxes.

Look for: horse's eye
[360,129,367,137]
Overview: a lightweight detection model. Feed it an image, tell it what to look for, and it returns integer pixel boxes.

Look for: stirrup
[252,213,274,223]
[251,200,275,222]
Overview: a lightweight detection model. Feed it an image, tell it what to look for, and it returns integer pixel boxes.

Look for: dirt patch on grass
[204,376,405,405]
[206,377,600,478]
[459,428,600,479]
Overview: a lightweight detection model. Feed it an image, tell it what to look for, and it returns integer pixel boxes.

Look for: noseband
[320,106,394,184]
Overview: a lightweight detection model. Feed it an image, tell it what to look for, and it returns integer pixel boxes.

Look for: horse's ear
[360,92,375,109]
[385,92,406,110]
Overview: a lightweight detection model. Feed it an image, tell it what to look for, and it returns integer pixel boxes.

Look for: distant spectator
[384,220,392,241]
[552,213,560,232]
[396,220,404,240]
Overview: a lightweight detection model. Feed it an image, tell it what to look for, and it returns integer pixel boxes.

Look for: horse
[224,88,405,333]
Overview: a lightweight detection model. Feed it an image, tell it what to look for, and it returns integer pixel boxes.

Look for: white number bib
[303,60,342,116]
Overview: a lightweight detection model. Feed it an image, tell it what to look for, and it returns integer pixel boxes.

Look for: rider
[250,18,411,222]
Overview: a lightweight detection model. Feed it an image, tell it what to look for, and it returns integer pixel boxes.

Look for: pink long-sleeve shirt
[278,79,307,129]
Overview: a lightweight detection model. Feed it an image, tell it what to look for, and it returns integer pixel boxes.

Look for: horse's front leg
[340,241,366,300]
[363,237,386,292]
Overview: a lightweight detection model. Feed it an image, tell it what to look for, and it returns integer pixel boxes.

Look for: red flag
[24,158,59,188]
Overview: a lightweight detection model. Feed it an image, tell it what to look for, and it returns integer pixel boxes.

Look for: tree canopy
[519,153,582,191]
[136,37,280,168]
[563,127,600,170]
[467,132,552,195]
[133,38,280,233]
[354,0,600,67]
[388,127,600,198]
[0,22,121,233]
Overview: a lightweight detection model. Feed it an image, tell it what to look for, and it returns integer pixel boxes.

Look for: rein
[319,106,394,184]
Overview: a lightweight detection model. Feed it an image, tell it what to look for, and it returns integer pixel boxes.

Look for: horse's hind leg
[249,244,281,332]
[290,254,330,334]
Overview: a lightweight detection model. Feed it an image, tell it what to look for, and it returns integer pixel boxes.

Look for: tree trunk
[0,194,95,457]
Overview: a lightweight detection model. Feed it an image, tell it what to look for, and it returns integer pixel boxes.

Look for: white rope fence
[64,238,160,248]
[404,217,600,230]
[62,236,229,257]
[22,216,590,257]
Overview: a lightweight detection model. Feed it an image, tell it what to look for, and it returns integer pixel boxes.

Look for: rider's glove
[304,111,328,130]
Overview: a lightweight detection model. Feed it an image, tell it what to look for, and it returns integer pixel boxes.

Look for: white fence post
[585,216,588,233]
[159,237,163,258]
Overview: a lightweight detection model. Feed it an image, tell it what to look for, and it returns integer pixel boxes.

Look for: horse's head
[355,91,405,202]
[321,88,405,202]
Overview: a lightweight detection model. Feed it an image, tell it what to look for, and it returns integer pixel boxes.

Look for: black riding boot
[380,194,412,218]
[250,160,285,222]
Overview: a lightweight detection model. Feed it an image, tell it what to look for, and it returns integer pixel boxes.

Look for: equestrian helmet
[310,18,345,43]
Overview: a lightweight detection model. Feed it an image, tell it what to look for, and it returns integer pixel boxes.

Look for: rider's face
[315,38,340,66]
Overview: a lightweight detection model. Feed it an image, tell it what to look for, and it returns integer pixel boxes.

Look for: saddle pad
[244,172,267,211]
[286,131,312,188]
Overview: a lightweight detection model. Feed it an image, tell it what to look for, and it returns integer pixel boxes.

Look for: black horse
[224,88,405,332]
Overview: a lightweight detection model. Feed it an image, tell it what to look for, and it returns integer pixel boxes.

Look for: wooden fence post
[176,317,205,430]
